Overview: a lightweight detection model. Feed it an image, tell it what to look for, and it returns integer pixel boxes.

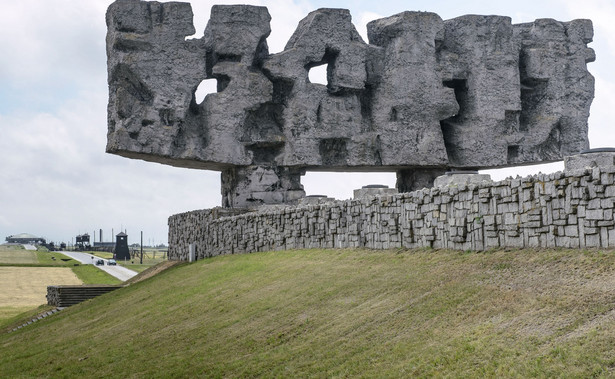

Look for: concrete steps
[9,308,64,333]
[47,285,123,307]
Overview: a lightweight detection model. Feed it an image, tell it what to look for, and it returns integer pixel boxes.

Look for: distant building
[75,233,91,250]
[5,233,46,245]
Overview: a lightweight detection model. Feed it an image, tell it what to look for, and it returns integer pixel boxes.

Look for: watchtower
[75,233,90,251]
[114,232,130,261]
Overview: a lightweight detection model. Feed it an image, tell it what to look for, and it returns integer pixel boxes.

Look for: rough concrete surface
[106,1,594,207]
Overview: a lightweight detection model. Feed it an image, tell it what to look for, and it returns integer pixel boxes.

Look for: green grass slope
[2,248,615,377]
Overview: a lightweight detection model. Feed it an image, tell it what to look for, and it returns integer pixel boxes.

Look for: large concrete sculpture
[106,0,595,207]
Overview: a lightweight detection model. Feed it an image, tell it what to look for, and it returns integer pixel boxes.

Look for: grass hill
[0,245,121,322]
[2,248,615,377]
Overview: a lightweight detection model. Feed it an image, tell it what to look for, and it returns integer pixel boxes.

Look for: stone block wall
[47,285,123,307]
[168,166,615,260]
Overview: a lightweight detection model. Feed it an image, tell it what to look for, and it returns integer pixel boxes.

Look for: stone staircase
[8,284,127,333]
[47,285,123,307]
[9,308,64,333]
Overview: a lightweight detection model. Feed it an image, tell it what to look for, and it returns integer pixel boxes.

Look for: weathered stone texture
[565,151,615,172]
[439,15,521,167]
[169,165,615,260]
[353,185,398,199]
[367,12,457,167]
[106,0,208,166]
[106,1,594,207]
[512,19,595,163]
[433,172,492,187]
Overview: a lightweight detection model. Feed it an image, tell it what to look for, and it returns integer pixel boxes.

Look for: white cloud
[0,0,109,89]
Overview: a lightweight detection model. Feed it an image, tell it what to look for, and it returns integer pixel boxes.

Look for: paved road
[61,251,138,282]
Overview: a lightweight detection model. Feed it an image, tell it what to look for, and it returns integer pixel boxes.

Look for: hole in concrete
[507,145,520,161]
[194,78,218,104]
[308,63,328,85]
[441,79,469,166]
[302,172,396,200]
[442,79,468,119]
[306,48,338,89]
[247,145,284,164]
[519,77,548,132]
[216,54,241,63]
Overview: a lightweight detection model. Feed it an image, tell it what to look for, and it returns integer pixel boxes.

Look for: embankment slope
[2,248,615,377]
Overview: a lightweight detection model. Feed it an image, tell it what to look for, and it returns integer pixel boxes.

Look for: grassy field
[2,248,615,377]
[0,245,81,267]
[0,266,82,320]
[0,246,38,264]
[0,304,56,331]
[71,265,122,285]
[0,245,121,322]
[36,250,80,266]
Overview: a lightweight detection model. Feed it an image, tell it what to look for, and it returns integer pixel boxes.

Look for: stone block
[584,227,599,235]
[585,209,604,220]
[577,205,586,218]
[564,149,615,173]
[608,229,615,247]
[504,212,519,225]
[353,185,397,199]
[585,234,601,248]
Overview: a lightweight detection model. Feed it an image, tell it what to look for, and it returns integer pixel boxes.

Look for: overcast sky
[1,0,614,246]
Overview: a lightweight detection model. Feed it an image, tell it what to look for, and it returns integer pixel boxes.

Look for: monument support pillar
[396,168,447,192]
[221,166,306,208]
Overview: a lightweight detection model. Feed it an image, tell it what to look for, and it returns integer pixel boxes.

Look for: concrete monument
[106,1,595,207]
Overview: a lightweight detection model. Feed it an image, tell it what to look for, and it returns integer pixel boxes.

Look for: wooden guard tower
[114,232,130,261]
